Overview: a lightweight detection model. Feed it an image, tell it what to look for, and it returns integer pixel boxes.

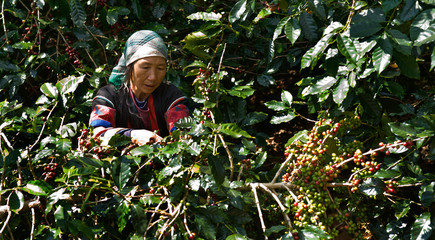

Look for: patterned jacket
[89,82,189,137]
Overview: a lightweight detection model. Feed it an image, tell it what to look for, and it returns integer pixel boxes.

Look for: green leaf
[76,157,104,168]
[69,219,94,238]
[253,7,271,23]
[286,130,308,146]
[333,77,349,104]
[411,212,433,240]
[111,156,131,189]
[285,18,301,45]
[22,180,52,196]
[257,74,275,87]
[350,8,385,38]
[273,16,290,42]
[195,215,216,240]
[419,182,435,207]
[373,35,393,74]
[33,148,54,163]
[59,122,78,138]
[229,0,249,24]
[0,60,20,72]
[388,29,412,55]
[299,11,318,41]
[40,82,59,99]
[242,112,268,126]
[270,112,296,124]
[8,190,25,214]
[12,41,33,50]
[394,50,420,79]
[337,33,358,64]
[382,0,402,13]
[254,151,267,169]
[152,2,166,18]
[227,189,243,209]
[265,100,287,111]
[188,12,222,21]
[299,225,332,239]
[54,205,68,230]
[374,169,401,179]
[395,201,411,219]
[281,90,293,106]
[359,178,386,196]
[208,155,225,187]
[55,138,72,153]
[308,0,326,20]
[131,0,142,18]
[410,9,435,46]
[265,225,287,236]
[420,0,435,5]
[55,75,84,95]
[388,122,418,137]
[69,0,86,27]
[225,234,249,240]
[219,123,251,138]
[228,85,255,98]
[302,76,337,96]
[301,33,333,69]
[399,0,422,22]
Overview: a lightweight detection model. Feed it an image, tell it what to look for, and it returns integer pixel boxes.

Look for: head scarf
[108,30,168,88]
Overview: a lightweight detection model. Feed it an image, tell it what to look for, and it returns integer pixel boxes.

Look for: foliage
[0,0,434,239]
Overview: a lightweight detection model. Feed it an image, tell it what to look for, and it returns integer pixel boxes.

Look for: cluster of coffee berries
[209,194,219,206]
[239,158,251,170]
[78,128,92,150]
[281,114,368,238]
[65,45,83,68]
[194,68,213,100]
[41,163,59,182]
[112,22,131,36]
[97,0,107,6]
[384,180,398,194]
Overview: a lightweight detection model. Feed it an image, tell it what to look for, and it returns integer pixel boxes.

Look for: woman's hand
[130,130,162,145]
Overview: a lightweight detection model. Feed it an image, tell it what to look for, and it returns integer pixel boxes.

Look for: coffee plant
[0,0,434,239]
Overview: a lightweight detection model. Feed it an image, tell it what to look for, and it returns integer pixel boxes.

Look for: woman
[89,30,190,145]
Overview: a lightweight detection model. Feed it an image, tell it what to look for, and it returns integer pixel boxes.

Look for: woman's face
[130,56,166,101]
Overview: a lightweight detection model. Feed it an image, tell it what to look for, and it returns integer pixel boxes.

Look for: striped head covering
[108,30,168,87]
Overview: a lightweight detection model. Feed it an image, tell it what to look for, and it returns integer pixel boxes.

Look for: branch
[258,184,293,230]
[271,153,293,183]
[251,184,267,239]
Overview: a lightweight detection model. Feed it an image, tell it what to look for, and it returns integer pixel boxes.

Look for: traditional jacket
[89,82,189,137]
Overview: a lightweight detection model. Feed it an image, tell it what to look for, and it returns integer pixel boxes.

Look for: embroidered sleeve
[164,103,190,134]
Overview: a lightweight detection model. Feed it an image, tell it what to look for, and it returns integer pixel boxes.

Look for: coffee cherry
[188,232,196,240]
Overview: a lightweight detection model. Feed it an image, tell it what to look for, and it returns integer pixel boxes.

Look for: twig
[0,132,13,150]
[1,0,8,44]
[237,163,246,181]
[84,25,108,64]
[282,184,298,202]
[218,133,235,181]
[28,101,58,153]
[258,184,293,230]
[0,210,11,235]
[271,153,293,184]
[251,184,267,239]
[84,48,98,68]
[336,137,427,169]
[30,207,35,240]
[344,0,357,30]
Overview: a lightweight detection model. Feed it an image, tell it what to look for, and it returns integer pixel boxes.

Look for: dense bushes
[0,0,434,239]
